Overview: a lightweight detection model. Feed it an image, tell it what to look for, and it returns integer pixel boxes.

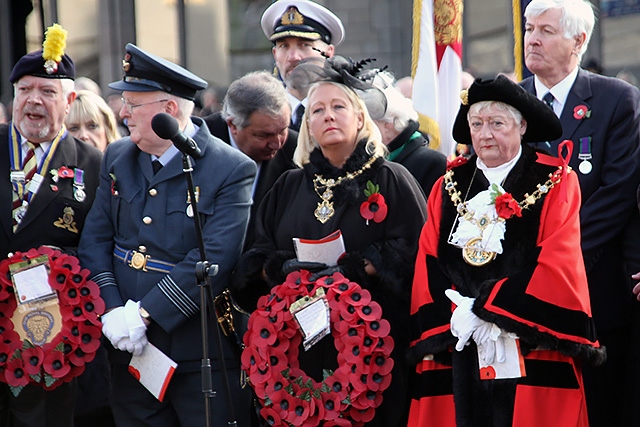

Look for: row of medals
[12,170,85,224]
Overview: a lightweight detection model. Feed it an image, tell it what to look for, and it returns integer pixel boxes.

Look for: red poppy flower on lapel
[573,105,591,120]
[57,166,74,179]
[360,181,388,224]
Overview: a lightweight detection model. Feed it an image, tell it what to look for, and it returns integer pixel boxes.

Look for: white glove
[475,324,505,365]
[445,289,486,351]
[115,334,149,357]
[101,306,129,347]
[123,299,147,342]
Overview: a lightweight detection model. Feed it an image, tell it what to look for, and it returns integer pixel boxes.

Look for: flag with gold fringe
[411,0,463,157]
[513,0,532,81]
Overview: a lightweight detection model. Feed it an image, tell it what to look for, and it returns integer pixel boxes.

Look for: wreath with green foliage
[0,246,104,396]
[242,270,394,426]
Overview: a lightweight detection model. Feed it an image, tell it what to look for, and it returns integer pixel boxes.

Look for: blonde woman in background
[66,89,120,151]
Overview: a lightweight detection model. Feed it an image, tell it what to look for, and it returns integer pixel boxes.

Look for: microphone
[151,112,203,159]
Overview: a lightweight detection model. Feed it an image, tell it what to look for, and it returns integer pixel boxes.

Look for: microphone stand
[181,153,238,427]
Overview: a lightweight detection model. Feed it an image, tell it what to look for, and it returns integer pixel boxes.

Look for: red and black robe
[408,144,605,427]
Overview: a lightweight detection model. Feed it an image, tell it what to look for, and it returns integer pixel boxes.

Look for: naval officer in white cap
[261,0,345,131]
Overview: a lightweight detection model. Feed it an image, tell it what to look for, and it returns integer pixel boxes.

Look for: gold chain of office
[312,155,379,223]
[443,166,565,266]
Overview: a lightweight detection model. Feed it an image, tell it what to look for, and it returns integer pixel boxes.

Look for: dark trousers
[0,380,76,427]
[582,324,632,427]
[110,362,252,427]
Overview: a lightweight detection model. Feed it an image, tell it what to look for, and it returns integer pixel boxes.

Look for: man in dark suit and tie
[260,0,345,131]
[78,43,256,426]
[0,24,102,426]
[203,71,297,250]
[520,0,640,425]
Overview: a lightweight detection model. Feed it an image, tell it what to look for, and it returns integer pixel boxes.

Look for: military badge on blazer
[54,206,78,233]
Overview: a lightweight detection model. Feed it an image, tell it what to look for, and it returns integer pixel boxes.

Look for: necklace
[444,165,565,266]
[312,155,379,223]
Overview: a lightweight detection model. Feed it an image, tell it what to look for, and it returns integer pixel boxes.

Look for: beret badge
[42,24,67,75]
[460,89,469,106]
[122,53,132,72]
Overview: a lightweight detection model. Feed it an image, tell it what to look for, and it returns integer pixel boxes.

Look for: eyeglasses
[120,97,169,113]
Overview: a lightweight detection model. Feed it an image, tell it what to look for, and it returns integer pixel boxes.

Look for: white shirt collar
[476,146,522,185]
[534,66,579,117]
[151,118,198,164]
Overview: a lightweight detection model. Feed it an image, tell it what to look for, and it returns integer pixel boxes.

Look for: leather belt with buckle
[113,244,175,274]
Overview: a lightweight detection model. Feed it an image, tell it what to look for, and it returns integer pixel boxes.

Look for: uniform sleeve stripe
[158,275,199,317]
[91,271,118,289]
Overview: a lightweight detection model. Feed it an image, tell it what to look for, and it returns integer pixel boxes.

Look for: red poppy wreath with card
[0,246,104,396]
[242,271,394,426]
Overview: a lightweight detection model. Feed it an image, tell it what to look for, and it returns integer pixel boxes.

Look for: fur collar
[304,139,383,204]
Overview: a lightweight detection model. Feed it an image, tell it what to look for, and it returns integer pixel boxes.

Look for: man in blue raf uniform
[0,24,102,427]
[78,43,257,426]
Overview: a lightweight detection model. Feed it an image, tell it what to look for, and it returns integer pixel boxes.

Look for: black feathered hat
[452,75,562,144]
[290,55,387,119]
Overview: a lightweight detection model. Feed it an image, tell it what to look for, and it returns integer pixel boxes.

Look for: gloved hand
[281,259,327,275]
[475,324,505,365]
[445,289,493,352]
[309,265,345,282]
[115,334,149,357]
[123,299,147,342]
[101,306,129,347]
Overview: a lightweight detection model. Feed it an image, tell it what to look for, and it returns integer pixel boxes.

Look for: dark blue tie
[542,92,554,110]
[152,159,163,174]
[291,104,305,131]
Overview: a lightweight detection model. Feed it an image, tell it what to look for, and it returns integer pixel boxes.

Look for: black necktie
[152,159,163,174]
[291,104,305,131]
[542,92,554,110]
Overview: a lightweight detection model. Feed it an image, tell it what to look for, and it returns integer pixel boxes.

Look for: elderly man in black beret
[0,24,103,426]
[78,43,256,426]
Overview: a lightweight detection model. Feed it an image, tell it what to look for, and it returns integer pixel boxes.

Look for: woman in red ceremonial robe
[407,75,605,427]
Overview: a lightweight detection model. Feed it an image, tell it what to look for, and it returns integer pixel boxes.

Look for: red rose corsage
[573,105,591,120]
[360,181,387,225]
[494,192,523,219]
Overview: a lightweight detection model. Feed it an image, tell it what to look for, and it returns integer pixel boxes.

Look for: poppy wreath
[0,246,105,396]
[241,270,394,427]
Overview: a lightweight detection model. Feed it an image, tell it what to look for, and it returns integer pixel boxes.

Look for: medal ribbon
[10,125,66,203]
[578,137,592,160]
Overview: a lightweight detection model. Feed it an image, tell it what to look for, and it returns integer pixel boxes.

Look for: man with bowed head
[78,43,256,426]
[203,70,297,252]
[0,24,102,426]
[521,0,640,424]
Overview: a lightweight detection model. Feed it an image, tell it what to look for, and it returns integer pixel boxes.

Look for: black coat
[387,120,446,198]
[202,112,298,250]
[0,124,102,256]
[234,141,427,427]
[521,70,640,330]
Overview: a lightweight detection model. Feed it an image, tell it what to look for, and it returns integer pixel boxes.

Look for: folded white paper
[129,343,177,401]
[293,230,345,266]
[478,334,526,380]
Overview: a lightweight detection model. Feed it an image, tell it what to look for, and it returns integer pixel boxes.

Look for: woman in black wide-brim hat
[407,75,605,427]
